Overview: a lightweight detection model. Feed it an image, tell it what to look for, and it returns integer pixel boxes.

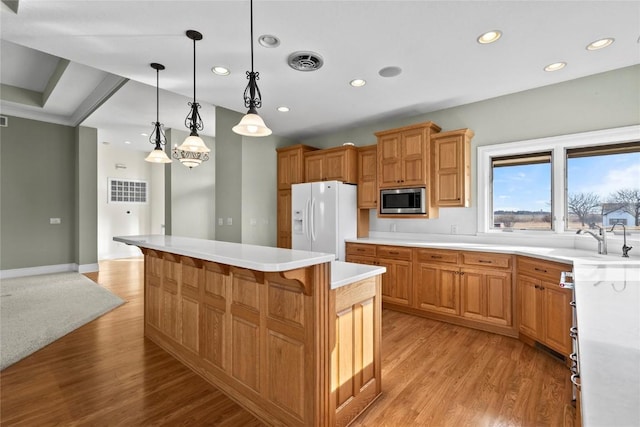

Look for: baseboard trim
[0,264,77,279]
[77,263,99,273]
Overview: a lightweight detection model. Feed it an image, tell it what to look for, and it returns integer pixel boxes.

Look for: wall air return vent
[287,51,324,72]
[0,116,7,127]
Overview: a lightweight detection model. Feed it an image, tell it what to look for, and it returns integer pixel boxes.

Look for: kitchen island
[113,235,385,427]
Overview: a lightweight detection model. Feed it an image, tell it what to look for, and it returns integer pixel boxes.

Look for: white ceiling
[1,1,639,152]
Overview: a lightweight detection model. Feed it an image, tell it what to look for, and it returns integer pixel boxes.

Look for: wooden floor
[1,258,574,426]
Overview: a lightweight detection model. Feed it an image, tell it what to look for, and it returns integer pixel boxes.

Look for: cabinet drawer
[377,246,412,260]
[462,252,511,269]
[346,243,376,257]
[416,248,459,264]
[517,256,570,282]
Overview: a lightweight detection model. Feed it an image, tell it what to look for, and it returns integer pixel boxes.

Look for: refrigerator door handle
[304,198,311,241]
[310,198,317,242]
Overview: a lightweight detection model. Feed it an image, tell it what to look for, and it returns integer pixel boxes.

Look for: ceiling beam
[42,59,70,107]
[0,84,41,107]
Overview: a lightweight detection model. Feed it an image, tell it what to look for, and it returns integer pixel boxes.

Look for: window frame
[477,125,640,235]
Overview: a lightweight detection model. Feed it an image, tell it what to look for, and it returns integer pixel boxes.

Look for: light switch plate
[50,218,61,224]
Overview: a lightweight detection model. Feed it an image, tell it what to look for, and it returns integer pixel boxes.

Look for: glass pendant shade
[232,112,272,136]
[145,147,172,163]
[177,134,211,153]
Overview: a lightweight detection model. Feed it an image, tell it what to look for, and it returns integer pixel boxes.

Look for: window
[477,125,640,235]
[491,153,552,230]
[566,142,640,230]
[108,178,148,203]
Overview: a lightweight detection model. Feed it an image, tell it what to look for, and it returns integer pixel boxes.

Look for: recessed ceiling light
[277,106,290,112]
[211,66,230,76]
[586,38,614,51]
[378,66,402,78]
[140,133,148,137]
[477,30,502,44]
[350,79,366,87]
[544,62,566,72]
[258,34,280,48]
[125,140,132,144]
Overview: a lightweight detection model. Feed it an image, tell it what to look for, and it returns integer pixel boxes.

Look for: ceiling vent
[287,51,324,72]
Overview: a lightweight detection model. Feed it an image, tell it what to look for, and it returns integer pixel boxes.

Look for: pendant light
[145,63,172,163]
[232,0,272,137]
[172,30,211,168]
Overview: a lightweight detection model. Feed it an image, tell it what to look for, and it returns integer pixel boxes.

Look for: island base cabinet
[331,276,382,427]
[141,249,381,427]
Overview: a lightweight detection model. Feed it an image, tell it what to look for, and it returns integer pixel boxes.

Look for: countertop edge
[114,236,335,272]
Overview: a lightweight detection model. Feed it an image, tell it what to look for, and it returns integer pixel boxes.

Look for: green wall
[215,107,243,243]
[302,65,640,150]
[1,116,76,269]
[75,126,98,267]
[299,65,640,235]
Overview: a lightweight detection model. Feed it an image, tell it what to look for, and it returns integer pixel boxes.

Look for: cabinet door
[277,150,303,189]
[543,283,572,355]
[401,128,428,186]
[378,134,402,187]
[304,153,324,182]
[461,269,512,326]
[415,263,459,315]
[518,275,541,339]
[433,134,463,206]
[358,146,377,209]
[277,189,291,248]
[324,150,348,181]
[378,258,411,306]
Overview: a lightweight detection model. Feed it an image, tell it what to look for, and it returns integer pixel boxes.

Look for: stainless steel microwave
[380,187,426,214]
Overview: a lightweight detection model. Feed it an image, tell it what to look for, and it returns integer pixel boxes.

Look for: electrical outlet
[451,224,458,234]
[50,218,61,225]
[226,218,233,226]
[217,218,223,226]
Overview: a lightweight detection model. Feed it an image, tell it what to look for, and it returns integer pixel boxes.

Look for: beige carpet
[0,272,125,370]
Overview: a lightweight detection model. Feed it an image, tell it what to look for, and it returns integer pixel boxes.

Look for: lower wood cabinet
[347,243,516,337]
[415,260,460,315]
[517,256,573,356]
[346,244,411,307]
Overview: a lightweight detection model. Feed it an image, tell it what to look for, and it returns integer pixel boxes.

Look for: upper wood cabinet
[277,144,317,190]
[357,145,378,209]
[303,145,357,184]
[431,128,474,207]
[375,121,441,189]
[276,145,317,248]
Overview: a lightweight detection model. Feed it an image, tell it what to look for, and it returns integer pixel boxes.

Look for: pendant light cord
[250,0,254,73]
[156,68,160,122]
[193,36,197,104]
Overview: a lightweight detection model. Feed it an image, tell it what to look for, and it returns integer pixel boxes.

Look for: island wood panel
[144,249,381,426]
[330,276,382,427]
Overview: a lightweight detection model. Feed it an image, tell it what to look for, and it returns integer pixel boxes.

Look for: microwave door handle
[310,198,317,242]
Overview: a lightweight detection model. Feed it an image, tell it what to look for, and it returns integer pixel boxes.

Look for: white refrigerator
[291,181,357,261]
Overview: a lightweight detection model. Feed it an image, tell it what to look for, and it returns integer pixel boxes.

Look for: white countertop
[347,237,637,265]
[573,263,640,427]
[331,261,386,289]
[114,235,335,272]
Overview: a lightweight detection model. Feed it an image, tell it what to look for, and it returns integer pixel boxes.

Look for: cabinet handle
[569,301,576,307]
[460,272,465,276]
[357,248,365,252]
[478,260,492,264]
[389,251,400,255]
[534,267,548,273]
[430,255,443,259]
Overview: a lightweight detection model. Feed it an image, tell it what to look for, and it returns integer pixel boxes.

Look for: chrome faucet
[610,223,632,258]
[576,226,607,255]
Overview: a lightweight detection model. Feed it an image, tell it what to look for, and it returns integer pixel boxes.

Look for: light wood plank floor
[1,258,574,426]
